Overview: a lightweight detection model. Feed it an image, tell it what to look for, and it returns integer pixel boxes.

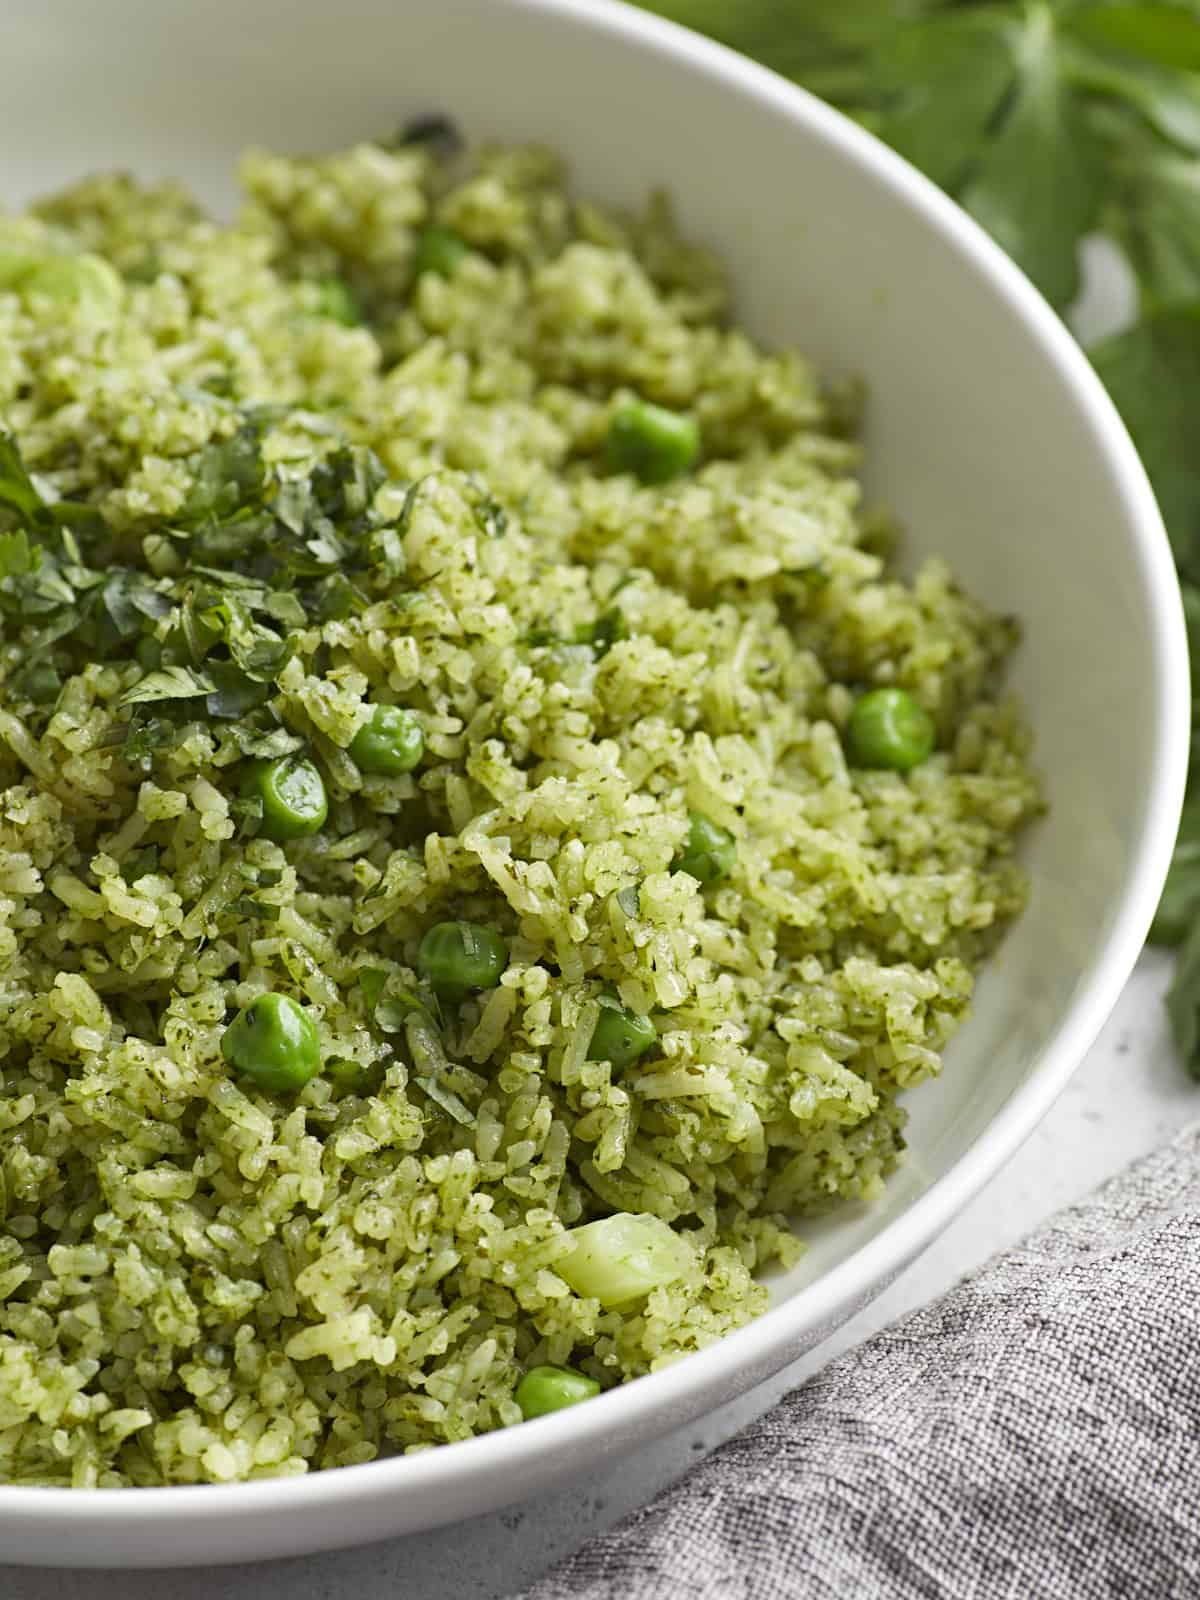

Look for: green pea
[314,275,361,325]
[671,812,736,885]
[605,398,700,485]
[23,253,123,315]
[515,1364,600,1420]
[845,687,935,772]
[417,921,508,997]
[412,224,468,279]
[242,756,328,841]
[349,705,425,776]
[220,993,321,1094]
[587,994,656,1070]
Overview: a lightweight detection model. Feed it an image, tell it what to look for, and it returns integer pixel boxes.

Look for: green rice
[0,133,1040,1486]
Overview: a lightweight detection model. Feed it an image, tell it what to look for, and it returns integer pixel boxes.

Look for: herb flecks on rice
[0,138,1039,1486]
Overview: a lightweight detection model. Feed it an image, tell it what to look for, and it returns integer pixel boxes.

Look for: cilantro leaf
[960,5,1104,310]
[357,968,390,1012]
[1068,3,1200,80]
[181,421,268,526]
[249,446,390,583]
[204,660,274,720]
[309,572,366,620]
[577,608,629,657]
[119,665,215,707]
[1091,306,1200,580]
[0,432,49,527]
[261,588,308,628]
[170,426,399,637]
[315,445,387,520]
[9,659,61,705]
[1063,23,1200,153]
[0,530,36,578]
[191,590,293,681]
[640,0,943,103]
[122,713,182,770]
[103,570,172,637]
[1105,125,1200,305]
[189,567,307,629]
[463,474,509,540]
[866,11,1018,192]
[0,430,106,537]
[641,0,1200,313]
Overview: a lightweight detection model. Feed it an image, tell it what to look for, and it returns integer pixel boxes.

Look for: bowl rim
[1,0,1189,1537]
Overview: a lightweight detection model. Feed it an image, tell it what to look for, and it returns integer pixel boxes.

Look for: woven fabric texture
[514,1125,1200,1599]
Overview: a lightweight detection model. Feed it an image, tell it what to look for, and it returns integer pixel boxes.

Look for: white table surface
[3,946,1193,1599]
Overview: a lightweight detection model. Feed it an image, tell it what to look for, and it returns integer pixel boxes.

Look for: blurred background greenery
[639,0,1200,1072]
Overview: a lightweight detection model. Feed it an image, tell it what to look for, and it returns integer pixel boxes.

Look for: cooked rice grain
[0,139,1039,1486]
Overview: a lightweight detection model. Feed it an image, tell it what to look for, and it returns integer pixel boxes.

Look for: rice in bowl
[0,132,1039,1485]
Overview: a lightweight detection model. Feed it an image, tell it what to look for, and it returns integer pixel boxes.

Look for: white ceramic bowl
[3,0,1188,1568]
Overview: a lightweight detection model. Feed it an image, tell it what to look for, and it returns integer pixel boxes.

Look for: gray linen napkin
[513,1124,1200,1599]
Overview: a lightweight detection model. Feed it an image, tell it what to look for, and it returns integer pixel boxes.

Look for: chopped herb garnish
[0,425,422,768]
[525,608,630,657]
[10,659,61,705]
[119,665,215,707]
[231,896,281,923]
[122,713,184,771]
[103,570,173,638]
[180,421,269,527]
[357,968,389,1012]
[0,530,36,578]
[579,608,629,658]
[204,661,275,720]
[395,475,432,538]
[463,474,509,539]
[0,432,50,527]
[309,572,366,621]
